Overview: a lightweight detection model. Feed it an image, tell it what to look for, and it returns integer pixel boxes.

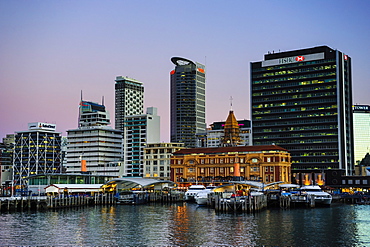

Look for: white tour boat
[300,185,332,205]
[185,185,206,201]
[195,189,215,206]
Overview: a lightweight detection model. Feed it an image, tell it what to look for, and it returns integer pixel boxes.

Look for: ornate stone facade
[170,145,291,187]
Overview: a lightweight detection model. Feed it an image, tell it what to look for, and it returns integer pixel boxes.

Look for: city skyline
[1,1,370,142]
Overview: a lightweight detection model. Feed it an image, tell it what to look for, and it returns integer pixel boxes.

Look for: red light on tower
[170,70,175,75]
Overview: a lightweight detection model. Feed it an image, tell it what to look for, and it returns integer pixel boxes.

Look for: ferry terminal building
[170,145,291,188]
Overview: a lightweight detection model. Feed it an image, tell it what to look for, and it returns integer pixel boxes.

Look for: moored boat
[300,185,332,206]
[195,189,215,206]
[116,191,149,204]
[185,185,206,201]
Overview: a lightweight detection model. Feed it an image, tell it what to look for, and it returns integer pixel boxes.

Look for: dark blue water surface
[0,202,369,246]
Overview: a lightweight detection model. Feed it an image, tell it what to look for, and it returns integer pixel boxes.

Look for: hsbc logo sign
[279,56,305,64]
[262,52,325,67]
[295,56,305,61]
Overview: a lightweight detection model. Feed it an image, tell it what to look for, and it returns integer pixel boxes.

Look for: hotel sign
[262,52,325,67]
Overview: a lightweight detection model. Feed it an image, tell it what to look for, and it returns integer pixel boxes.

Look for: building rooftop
[173,145,288,155]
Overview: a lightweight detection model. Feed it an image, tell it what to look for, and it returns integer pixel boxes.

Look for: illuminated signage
[353,105,370,111]
[28,122,56,131]
[295,56,305,61]
[262,52,325,67]
[197,68,205,73]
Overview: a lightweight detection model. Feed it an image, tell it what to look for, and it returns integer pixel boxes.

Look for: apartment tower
[115,76,144,131]
[122,107,160,177]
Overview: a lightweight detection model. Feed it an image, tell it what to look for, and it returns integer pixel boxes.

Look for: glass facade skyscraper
[251,46,354,180]
[170,57,206,148]
[122,107,160,177]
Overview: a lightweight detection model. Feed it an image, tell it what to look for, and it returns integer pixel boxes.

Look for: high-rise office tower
[251,46,354,182]
[170,57,206,148]
[115,76,144,131]
[353,105,370,165]
[66,100,123,176]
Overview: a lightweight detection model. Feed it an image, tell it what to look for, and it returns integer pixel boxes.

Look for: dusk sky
[1,1,370,142]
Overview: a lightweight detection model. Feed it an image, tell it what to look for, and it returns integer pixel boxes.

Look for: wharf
[212,194,267,213]
[0,194,116,212]
[0,191,184,212]
[339,193,370,205]
[204,191,319,212]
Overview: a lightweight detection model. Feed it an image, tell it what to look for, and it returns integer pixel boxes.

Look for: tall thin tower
[170,57,206,148]
[115,76,144,131]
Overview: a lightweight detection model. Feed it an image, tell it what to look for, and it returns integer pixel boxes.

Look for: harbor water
[0,202,369,246]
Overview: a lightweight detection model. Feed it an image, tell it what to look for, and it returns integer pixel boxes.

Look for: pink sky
[1,1,370,142]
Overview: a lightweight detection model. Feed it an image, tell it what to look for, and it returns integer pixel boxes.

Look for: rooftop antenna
[78,90,83,128]
[230,96,233,111]
[102,96,105,106]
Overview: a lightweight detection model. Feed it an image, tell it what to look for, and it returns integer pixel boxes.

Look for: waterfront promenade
[0,191,185,212]
[2,190,365,213]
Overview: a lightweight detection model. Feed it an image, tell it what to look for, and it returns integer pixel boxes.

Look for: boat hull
[313,196,332,205]
[195,197,208,206]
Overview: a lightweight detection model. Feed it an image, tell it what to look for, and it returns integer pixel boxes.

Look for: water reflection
[0,203,369,246]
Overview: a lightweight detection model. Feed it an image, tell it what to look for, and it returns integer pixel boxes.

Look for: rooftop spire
[221,109,241,147]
